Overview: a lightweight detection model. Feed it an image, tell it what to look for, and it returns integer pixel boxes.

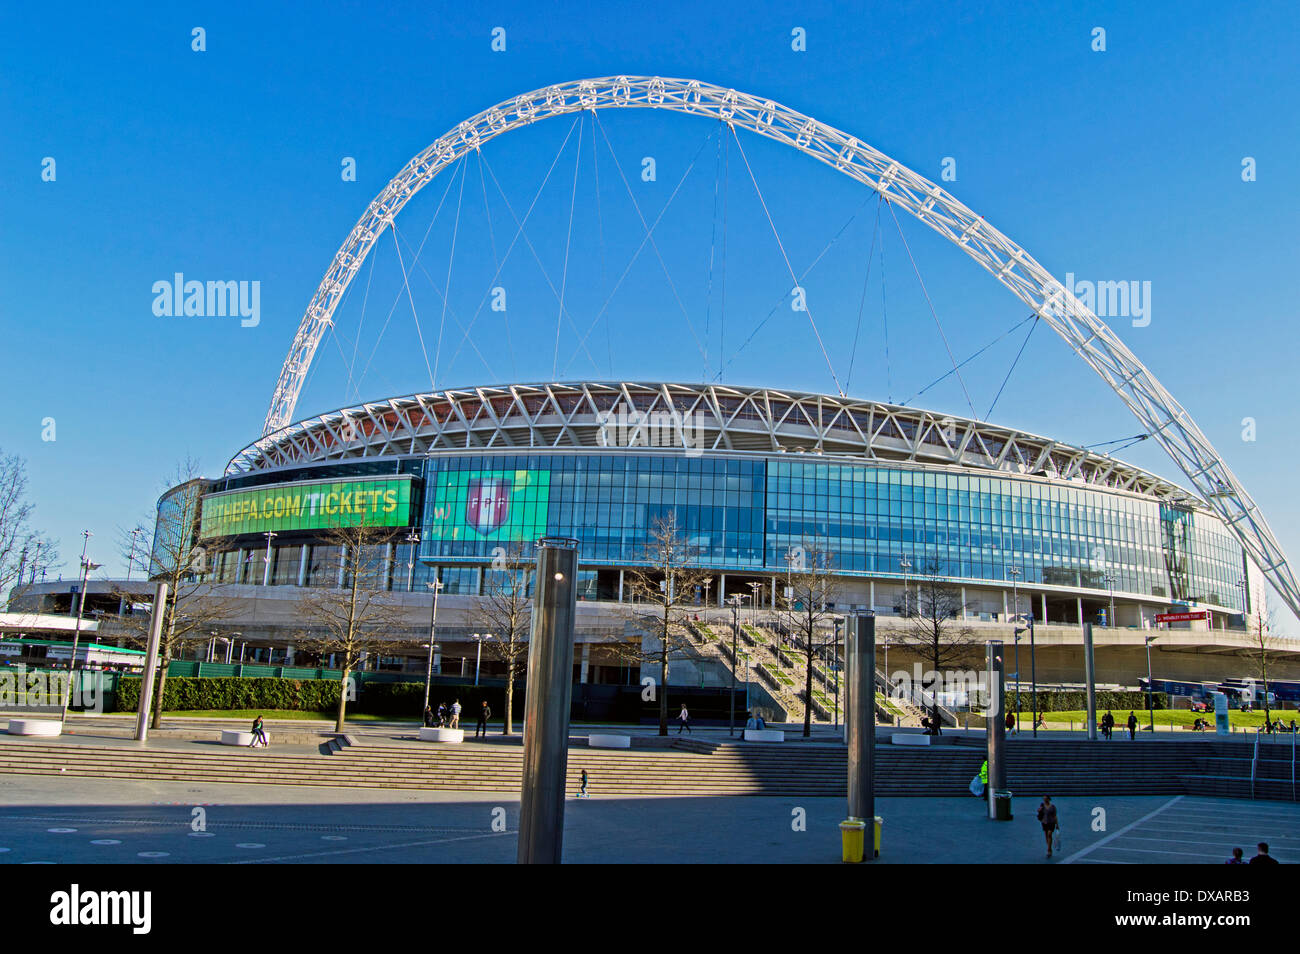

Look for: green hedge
[1004,690,1168,712]
[114,676,342,713]
[111,676,505,716]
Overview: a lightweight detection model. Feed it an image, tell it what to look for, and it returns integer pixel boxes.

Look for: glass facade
[189,451,1248,610]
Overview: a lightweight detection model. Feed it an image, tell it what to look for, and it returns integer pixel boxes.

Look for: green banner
[200,476,413,537]
[425,469,550,542]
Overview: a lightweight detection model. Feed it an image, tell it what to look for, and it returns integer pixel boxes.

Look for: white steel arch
[263,75,1300,619]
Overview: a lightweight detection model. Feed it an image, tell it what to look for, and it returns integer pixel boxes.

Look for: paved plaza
[0,774,1294,864]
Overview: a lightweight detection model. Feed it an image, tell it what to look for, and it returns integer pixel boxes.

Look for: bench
[220,729,271,746]
[418,727,464,743]
[743,728,784,742]
[588,733,631,749]
[891,733,932,746]
[7,718,63,737]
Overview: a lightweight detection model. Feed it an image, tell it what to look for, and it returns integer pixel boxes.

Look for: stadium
[118,377,1288,699]
[11,77,1300,710]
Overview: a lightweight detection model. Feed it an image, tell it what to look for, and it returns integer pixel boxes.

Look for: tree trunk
[504,659,515,735]
[658,650,669,736]
[931,643,941,730]
[335,664,351,732]
[149,656,169,730]
[803,637,813,737]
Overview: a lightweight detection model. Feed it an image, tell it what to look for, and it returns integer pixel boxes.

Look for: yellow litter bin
[839,818,866,863]
[873,816,882,857]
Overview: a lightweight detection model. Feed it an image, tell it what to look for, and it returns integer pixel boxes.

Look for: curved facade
[186,383,1256,627]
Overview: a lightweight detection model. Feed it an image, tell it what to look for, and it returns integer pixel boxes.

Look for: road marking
[90,839,122,845]
[1061,795,1183,865]
[137,851,170,858]
[228,830,513,864]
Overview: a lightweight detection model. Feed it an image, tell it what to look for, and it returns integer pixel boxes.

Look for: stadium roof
[227,381,1198,506]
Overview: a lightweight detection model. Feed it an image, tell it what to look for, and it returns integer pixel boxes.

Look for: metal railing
[1250,730,1261,799]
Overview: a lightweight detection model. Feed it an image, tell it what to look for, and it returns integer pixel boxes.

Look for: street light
[1014,612,1036,737]
[126,527,145,583]
[727,593,745,736]
[1102,573,1117,629]
[1144,634,1157,731]
[62,530,100,717]
[1009,566,1021,731]
[422,578,444,710]
[262,530,277,586]
[703,576,712,610]
[832,617,842,730]
[405,530,421,591]
[748,580,761,630]
[471,632,485,686]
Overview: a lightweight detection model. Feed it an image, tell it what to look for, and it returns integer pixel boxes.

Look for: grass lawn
[1014,708,1293,732]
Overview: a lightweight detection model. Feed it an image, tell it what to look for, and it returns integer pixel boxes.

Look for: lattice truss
[259,76,1299,617]
[231,381,1193,498]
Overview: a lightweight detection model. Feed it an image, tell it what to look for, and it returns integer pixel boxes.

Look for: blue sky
[2,0,1298,615]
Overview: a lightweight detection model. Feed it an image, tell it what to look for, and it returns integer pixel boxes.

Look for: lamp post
[899,557,913,617]
[472,632,484,686]
[62,531,99,717]
[1103,573,1117,629]
[422,578,444,710]
[1009,566,1021,731]
[262,531,277,586]
[740,649,751,712]
[703,576,712,610]
[832,617,842,730]
[405,530,420,591]
[126,527,145,583]
[1014,613,1036,737]
[1144,634,1157,731]
[727,593,745,736]
[748,580,761,631]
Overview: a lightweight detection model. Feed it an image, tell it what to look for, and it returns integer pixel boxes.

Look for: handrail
[1292,730,1296,802]
[1250,730,1261,800]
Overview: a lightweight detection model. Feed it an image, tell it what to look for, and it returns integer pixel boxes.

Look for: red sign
[1155,611,1209,624]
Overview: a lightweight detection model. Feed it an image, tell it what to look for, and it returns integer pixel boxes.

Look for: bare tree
[476,543,532,735]
[0,449,59,609]
[1244,596,1288,726]
[112,460,236,728]
[295,524,405,731]
[889,559,980,729]
[778,540,838,738]
[621,512,711,735]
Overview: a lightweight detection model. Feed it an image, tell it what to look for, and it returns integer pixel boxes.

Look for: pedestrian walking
[1127,711,1138,740]
[677,704,691,734]
[577,768,589,798]
[1036,795,1059,859]
[437,701,448,727]
[476,701,491,738]
[1249,842,1279,864]
[1101,710,1114,740]
[248,714,268,748]
[450,699,462,729]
